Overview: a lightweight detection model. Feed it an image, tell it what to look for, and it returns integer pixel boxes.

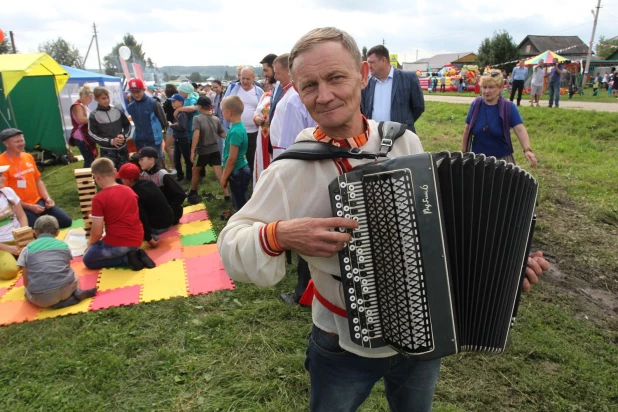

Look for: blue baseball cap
[167,93,185,103]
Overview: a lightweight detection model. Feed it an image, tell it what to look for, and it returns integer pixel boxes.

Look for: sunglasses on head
[483,72,502,78]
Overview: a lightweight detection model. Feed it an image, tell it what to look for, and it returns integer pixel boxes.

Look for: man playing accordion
[218,27,550,412]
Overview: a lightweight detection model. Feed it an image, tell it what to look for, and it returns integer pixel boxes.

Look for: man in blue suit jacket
[361,45,425,133]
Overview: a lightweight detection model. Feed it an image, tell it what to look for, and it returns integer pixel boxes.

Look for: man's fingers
[525,267,539,285]
[320,217,359,230]
[318,230,352,245]
[522,278,531,293]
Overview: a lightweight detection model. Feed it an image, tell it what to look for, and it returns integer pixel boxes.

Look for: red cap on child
[116,163,141,180]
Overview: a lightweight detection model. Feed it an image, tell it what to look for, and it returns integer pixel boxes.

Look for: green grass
[1,104,617,411]
[425,89,618,103]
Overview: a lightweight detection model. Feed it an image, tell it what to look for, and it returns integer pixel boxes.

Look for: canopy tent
[59,65,126,140]
[0,53,68,156]
[525,50,567,65]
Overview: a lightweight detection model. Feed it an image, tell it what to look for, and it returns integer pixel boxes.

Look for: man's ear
[360,61,370,90]
[292,81,299,94]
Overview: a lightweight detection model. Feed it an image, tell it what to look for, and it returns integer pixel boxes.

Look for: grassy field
[425,90,618,103]
[0,103,617,411]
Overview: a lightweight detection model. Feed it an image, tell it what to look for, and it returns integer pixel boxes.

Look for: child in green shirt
[220,96,251,219]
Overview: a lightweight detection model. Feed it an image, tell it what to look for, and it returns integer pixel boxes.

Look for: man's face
[212,83,222,94]
[130,89,145,101]
[273,62,291,86]
[3,134,26,153]
[262,63,274,83]
[539,60,544,67]
[240,69,254,91]
[519,60,525,68]
[366,53,389,78]
[293,41,368,133]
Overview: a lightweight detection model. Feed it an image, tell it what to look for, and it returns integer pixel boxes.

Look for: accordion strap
[314,287,348,318]
[273,121,408,162]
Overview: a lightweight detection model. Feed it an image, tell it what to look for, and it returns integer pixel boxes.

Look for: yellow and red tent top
[0,53,69,96]
[524,50,567,66]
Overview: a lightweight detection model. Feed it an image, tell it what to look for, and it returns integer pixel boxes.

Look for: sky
[2,0,618,69]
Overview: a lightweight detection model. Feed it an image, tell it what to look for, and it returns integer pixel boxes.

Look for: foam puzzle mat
[0,204,234,326]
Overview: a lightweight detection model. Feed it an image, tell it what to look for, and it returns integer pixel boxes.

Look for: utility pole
[382,38,386,46]
[83,23,103,72]
[93,23,102,73]
[9,31,16,54]
[581,0,602,90]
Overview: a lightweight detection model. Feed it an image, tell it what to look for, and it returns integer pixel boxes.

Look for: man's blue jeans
[305,325,441,412]
[548,82,561,107]
[25,199,72,228]
[228,165,251,211]
[83,240,138,269]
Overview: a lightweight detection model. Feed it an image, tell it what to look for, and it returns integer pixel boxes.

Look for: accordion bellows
[329,152,538,360]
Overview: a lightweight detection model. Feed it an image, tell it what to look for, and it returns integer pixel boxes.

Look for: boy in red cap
[117,163,174,245]
[126,78,167,163]
[83,158,154,271]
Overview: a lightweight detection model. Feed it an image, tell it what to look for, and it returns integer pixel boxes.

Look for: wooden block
[12,227,34,251]
[78,194,96,201]
[74,168,93,177]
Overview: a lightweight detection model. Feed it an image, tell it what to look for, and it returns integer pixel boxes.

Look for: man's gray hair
[33,215,59,234]
[289,27,361,78]
[273,53,290,70]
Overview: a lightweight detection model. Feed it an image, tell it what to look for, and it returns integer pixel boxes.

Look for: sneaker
[127,250,144,271]
[188,193,202,205]
[220,210,233,221]
[169,169,177,176]
[138,249,156,269]
[224,196,231,202]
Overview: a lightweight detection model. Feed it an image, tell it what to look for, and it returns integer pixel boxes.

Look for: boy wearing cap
[88,86,132,170]
[138,147,187,224]
[220,96,251,217]
[83,158,154,271]
[117,163,174,245]
[187,96,229,205]
[126,78,167,161]
[19,215,98,309]
[0,128,73,228]
[167,94,193,182]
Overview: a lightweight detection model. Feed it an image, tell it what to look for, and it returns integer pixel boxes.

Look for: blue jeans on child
[228,165,251,211]
[83,240,139,269]
[173,138,193,180]
[305,325,441,412]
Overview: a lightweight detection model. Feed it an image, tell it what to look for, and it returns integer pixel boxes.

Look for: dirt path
[424,95,618,112]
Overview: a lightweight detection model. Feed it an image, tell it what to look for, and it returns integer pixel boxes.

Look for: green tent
[0,53,69,156]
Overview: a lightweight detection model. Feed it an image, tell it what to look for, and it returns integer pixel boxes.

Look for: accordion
[329,152,538,360]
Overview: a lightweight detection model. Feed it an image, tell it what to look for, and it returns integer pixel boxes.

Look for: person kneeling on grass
[117,163,174,246]
[83,158,155,271]
[19,216,97,309]
[220,96,251,220]
[187,96,230,205]
[138,147,187,225]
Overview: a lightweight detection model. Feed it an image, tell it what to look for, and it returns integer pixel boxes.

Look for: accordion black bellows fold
[329,151,538,360]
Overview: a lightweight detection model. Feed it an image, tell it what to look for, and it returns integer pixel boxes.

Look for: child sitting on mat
[83,158,155,271]
[19,216,97,309]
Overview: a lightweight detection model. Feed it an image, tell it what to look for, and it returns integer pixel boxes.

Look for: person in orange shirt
[0,128,72,228]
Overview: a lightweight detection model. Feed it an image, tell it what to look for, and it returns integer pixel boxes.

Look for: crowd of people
[0,25,557,410]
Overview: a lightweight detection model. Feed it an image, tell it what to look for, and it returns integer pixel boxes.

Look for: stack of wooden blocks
[74,168,97,239]
[12,227,34,253]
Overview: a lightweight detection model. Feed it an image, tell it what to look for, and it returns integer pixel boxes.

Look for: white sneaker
[169,169,177,175]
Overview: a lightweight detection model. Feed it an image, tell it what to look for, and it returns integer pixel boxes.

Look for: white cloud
[1,0,615,69]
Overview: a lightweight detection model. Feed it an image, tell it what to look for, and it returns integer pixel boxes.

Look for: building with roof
[518,35,589,60]
[402,52,476,72]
